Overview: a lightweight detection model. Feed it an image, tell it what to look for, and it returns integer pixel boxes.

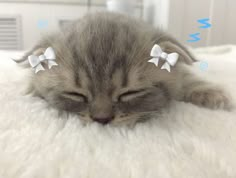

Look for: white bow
[148,44,179,72]
[28,47,58,74]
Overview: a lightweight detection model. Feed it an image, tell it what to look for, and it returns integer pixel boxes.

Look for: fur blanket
[0,45,236,178]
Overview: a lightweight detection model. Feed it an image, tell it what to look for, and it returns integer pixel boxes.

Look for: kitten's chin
[78,117,137,127]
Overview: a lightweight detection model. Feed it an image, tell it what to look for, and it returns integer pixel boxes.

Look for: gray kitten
[19,12,232,125]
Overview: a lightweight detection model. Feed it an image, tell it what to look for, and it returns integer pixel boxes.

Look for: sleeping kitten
[19,12,232,125]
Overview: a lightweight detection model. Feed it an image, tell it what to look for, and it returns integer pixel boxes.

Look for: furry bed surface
[0,45,236,178]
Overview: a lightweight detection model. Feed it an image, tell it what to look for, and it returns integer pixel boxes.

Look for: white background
[0,0,236,49]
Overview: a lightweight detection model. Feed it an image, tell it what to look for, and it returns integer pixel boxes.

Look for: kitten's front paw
[184,87,232,110]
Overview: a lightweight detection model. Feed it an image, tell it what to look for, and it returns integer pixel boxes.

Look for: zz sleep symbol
[187,18,212,43]
[187,33,201,43]
[198,18,212,29]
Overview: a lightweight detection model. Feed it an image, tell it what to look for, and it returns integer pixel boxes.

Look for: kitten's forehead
[58,13,166,94]
[76,60,153,95]
[71,14,152,65]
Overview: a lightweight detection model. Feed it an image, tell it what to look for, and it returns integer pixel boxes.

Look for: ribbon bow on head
[28,47,58,74]
[148,44,179,72]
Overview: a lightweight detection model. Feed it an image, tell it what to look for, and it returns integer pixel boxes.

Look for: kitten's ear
[160,41,198,65]
[12,47,45,68]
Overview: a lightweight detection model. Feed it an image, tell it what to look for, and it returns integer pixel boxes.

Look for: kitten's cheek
[78,113,86,117]
[119,114,129,118]
[117,102,142,114]
[111,115,139,126]
[56,97,89,113]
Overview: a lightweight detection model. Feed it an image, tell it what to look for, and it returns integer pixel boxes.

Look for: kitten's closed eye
[62,92,88,102]
[118,89,148,102]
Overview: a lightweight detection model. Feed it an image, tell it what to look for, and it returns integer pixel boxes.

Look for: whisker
[115,111,161,123]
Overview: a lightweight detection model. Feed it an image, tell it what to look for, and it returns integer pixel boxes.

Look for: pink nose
[92,117,114,124]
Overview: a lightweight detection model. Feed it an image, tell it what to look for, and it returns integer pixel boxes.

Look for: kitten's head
[22,12,195,125]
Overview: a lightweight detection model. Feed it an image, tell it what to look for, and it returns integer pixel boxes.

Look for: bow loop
[148,44,179,72]
[28,55,40,68]
[166,53,179,66]
[28,47,58,73]
[44,47,56,60]
[150,44,162,57]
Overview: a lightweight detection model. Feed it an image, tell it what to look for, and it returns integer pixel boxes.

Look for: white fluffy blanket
[0,45,236,178]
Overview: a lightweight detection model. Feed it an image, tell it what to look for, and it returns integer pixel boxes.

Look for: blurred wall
[0,3,87,49]
[143,0,169,30]
[143,0,236,47]
[0,0,142,50]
